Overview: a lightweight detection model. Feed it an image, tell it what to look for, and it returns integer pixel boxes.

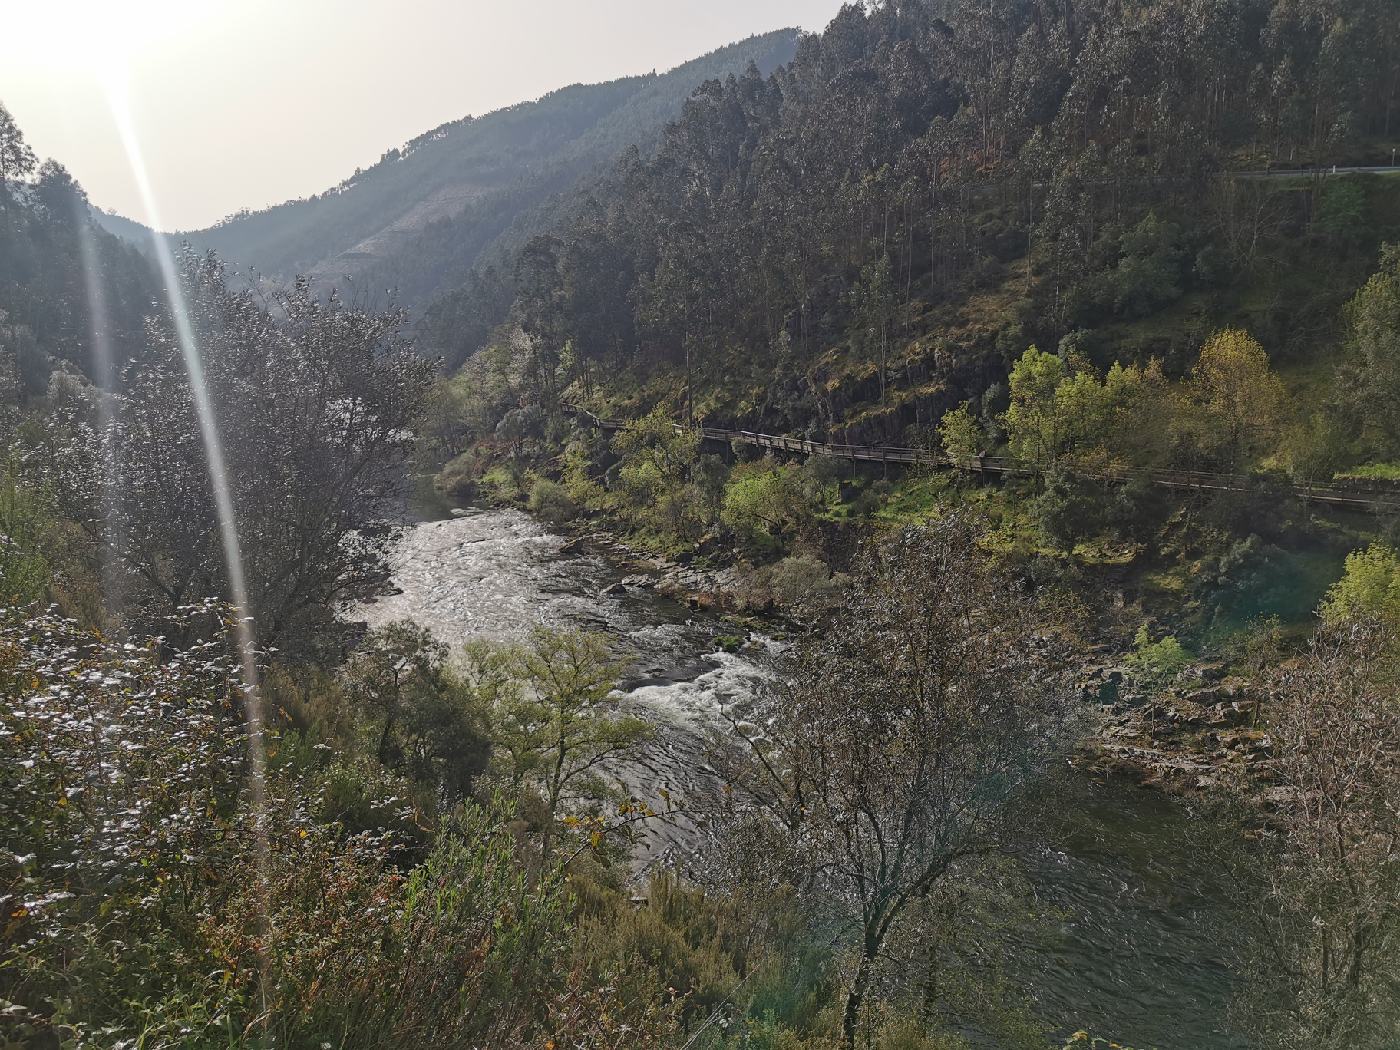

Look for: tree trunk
[377,703,398,766]
[842,948,876,1049]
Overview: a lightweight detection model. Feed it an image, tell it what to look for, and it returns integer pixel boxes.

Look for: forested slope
[0,108,160,402]
[434,0,1400,444]
[103,30,799,311]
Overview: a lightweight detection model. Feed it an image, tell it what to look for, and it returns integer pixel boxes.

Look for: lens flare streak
[101,69,271,1009]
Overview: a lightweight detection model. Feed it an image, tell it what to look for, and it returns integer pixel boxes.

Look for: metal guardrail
[561,405,1400,514]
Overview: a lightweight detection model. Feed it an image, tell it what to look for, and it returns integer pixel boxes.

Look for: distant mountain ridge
[94,30,800,308]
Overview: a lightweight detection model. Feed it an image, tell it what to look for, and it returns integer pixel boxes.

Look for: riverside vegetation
[3,0,1400,1046]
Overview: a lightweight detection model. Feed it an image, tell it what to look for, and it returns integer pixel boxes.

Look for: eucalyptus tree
[0,101,36,207]
[714,515,1075,1048]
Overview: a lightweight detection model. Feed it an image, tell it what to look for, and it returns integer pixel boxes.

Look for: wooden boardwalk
[563,404,1400,515]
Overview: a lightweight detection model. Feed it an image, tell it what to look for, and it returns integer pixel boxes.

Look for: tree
[486,628,652,864]
[1243,617,1400,1049]
[0,102,37,206]
[1003,346,1074,465]
[611,406,705,539]
[853,255,896,403]
[1185,329,1286,471]
[55,252,435,651]
[1340,244,1400,457]
[1320,544,1400,630]
[937,401,985,461]
[717,517,1073,1048]
[720,458,806,551]
[1002,347,1176,475]
[0,602,677,1046]
[32,160,87,223]
[347,621,489,797]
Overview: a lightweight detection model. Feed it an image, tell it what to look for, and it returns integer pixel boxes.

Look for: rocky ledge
[1075,668,1280,803]
[563,530,752,613]
[554,516,1276,806]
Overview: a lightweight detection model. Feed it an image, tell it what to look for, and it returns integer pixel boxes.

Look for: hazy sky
[1,1,846,231]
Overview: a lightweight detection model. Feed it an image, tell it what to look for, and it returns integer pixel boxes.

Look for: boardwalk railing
[561,404,1400,514]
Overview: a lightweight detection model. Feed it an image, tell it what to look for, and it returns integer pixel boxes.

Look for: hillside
[428,0,1399,437]
[6,6,1400,1049]
[425,0,1400,647]
[96,30,799,310]
[0,157,159,401]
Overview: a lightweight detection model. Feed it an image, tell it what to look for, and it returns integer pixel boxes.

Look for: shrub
[938,401,985,461]
[767,554,846,611]
[1125,624,1191,686]
[722,459,806,553]
[437,448,487,499]
[528,476,580,525]
[1320,543,1400,629]
[1031,470,1101,550]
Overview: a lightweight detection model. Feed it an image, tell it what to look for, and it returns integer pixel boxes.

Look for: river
[355,503,1251,1049]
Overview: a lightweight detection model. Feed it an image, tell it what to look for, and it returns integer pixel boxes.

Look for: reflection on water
[1016,777,1250,1048]
[353,504,1251,1048]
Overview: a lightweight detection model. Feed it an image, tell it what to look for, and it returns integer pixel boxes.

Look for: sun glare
[14,0,209,74]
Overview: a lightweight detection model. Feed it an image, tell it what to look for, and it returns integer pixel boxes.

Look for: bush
[1031,471,1101,550]
[1125,624,1191,686]
[768,554,847,611]
[938,401,985,461]
[437,448,488,499]
[1320,543,1400,629]
[722,459,805,554]
[528,476,580,525]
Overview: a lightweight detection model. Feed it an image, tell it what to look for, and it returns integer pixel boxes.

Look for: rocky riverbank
[453,504,1280,807]
[1075,666,1281,805]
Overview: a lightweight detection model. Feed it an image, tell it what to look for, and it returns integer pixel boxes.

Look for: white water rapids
[354,506,778,861]
[351,503,1250,1049]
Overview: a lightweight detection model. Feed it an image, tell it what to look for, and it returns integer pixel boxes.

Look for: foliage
[1340,244,1400,458]
[0,103,38,199]
[431,0,1400,446]
[0,106,158,399]
[1185,329,1286,471]
[1314,179,1369,245]
[346,619,489,797]
[0,602,685,1047]
[1320,544,1400,630]
[937,401,984,461]
[1062,1034,1152,1050]
[1003,347,1173,471]
[1003,346,1072,465]
[528,475,580,525]
[477,627,653,864]
[713,516,1074,1048]
[1031,469,1103,551]
[1107,214,1188,319]
[610,406,706,541]
[1337,461,1400,482]
[1241,618,1400,1049]
[1125,624,1191,687]
[0,601,252,1043]
[0,452,52,605]
[722,458,808,552]
[51,251,435,653]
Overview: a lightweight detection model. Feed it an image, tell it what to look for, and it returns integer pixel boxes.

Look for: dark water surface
[354,503,1250,1049]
